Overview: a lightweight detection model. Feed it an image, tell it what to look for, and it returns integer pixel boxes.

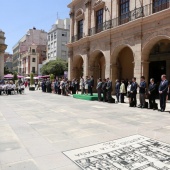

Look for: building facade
[21,44,46,76]
[0,30,7,79]
[12,28,47,74]
[4,52,13,72]
[43,19,70,64]
[68,0,170,89]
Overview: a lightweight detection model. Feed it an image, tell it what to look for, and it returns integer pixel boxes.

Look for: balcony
[71,33,84,42]
[153,0,169,13]
[71,1,170,42]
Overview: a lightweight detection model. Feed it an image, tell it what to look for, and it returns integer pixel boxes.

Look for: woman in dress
[127,81,132,104]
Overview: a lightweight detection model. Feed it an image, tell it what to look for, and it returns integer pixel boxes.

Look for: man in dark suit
[148,78,157,110]
[130,77,138,107]
[139,76,146,108]
[102,79,107,102]
[96,78,102,101]
[106,78,112,101]
[159,74,169,112]
[115,79,120,103]
[88,76,94,96]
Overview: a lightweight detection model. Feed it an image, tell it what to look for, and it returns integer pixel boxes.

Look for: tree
[41,59,68,77]
[13,72,18,81]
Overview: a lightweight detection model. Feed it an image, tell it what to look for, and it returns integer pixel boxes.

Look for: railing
[71,33,84,42]
[71,1,170,42]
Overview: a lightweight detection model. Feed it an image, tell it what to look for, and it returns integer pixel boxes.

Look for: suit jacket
[88,78,94,87]
[159,80,169,94]
[139,81,146,94]
[130,82,137,94]
[107,80,112,91]
[96,82,102,90]
[102,82,107,91]
[115,82,120,93]
[148,83,157,95]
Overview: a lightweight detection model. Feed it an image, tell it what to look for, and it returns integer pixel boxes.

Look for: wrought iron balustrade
[71,33,84,42]
[72,1,170,40]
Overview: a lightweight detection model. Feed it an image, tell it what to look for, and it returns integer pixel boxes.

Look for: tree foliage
[41,59,68,77]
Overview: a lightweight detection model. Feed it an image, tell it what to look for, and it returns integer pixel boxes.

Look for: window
[62,32,67,37]
[96,9,103,33]
[51,52,53,57]
[48,35,50,41]
[62,51,66,56]
[54,51,56,57]
[48,53,50,59]
[48,45,50,50]
[32,58,36,62]
[51,43,53,49]
[54,41,56,47]
[62,41,67,46]
[119,0,130,24]
[54,32,57,39]
[32,49,36,53]
[153,0,169,13]
[78,20,83,40]
[51,34,53,41]
[32,67,35,73]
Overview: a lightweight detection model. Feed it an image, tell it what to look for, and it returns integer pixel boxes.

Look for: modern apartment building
[0,29,7,79]
[12,28,47,74]
[44,18,70,64]
[67,0,170,88]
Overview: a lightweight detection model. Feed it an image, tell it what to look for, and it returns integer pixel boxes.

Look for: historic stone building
[67,0,170,89]
[0,30,7,80]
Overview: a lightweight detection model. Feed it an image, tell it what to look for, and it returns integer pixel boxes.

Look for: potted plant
[13,72,18,84]
[29,72,35,91]
[50,74,54,81]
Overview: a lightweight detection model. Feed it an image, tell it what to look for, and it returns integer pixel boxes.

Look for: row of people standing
[115,75,169,112]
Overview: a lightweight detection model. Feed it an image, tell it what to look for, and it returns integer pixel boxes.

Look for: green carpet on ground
[73,93,100,101]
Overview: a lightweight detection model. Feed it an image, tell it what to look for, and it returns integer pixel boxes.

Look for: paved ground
[0,89,170,170]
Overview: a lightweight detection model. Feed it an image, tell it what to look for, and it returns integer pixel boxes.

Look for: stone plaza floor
[0,89,170,170]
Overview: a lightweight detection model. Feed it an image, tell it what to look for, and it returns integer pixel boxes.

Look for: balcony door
[78,20,83,40]
[96,8,103,33]
[119,0,130,24]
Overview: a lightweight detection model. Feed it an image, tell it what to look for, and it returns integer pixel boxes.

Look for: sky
[0,0,71,53]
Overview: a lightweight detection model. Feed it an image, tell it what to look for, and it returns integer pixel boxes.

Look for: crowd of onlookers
[0,80,25,95]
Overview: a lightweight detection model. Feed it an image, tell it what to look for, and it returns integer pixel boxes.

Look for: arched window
[153,0,169,13]
[119,0,130,24]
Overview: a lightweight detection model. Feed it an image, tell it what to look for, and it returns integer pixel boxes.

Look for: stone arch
[111,44,134,84]
[142,35,170,61]
[89,50,106,86]
[72,55,84,79]
[142,35,170,83]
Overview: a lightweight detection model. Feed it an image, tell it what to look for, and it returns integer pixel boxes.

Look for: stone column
[141,60,150,84]
[68,48,73,80]
[0,44,7,80]
[133,44,142,83]
[104,50,111,79]
[69,10,75,42]
[111,63,118,93]
[166,59,170,81]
